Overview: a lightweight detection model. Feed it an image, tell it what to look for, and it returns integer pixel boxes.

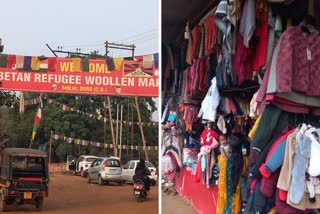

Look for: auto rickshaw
[0,148,49,211]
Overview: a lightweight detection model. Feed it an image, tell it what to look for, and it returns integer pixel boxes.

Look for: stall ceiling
[162,0,217,44]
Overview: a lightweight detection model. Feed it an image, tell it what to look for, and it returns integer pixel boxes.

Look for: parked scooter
[133,179,148,202]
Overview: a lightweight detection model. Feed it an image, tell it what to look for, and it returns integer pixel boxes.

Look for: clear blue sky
[0,0,159,57]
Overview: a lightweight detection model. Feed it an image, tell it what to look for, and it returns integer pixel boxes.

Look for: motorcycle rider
[133,159,151,192]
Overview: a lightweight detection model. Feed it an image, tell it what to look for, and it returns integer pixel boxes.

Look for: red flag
[31,96,43,142]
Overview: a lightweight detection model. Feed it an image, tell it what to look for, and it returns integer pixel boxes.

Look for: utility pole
[0,38,4,53]
[105,41,135,59]
[46,44,92,57]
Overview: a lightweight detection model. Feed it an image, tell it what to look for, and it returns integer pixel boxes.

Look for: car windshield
[11,156,46,178]
[105,159,120,167]
[145,161,154,168]
[86,158,96,162]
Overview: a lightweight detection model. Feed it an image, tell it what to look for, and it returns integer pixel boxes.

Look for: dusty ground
[162,192,197,214]
[4,173,158,214]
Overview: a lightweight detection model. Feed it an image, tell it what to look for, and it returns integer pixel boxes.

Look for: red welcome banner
[0,55,159,97]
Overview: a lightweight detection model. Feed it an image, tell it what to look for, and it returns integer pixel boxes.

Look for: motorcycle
[133,179,148,202]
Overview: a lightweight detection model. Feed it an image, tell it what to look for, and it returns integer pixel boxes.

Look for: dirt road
[162,193,197,214]
[4,173,158,214]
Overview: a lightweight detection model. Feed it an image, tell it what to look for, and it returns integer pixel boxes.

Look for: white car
[87,157,124,185]
[122,160,157,185]
[67,155,98,177]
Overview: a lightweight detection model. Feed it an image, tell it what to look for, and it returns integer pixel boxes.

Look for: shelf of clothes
[161,0,320,213]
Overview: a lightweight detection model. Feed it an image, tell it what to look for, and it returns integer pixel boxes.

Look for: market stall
[162,0,320,213]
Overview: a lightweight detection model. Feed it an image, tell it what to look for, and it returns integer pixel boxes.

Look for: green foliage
[0,92,158,163]
[56,141,73,162]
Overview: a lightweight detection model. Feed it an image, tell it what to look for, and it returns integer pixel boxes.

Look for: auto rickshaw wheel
[35,197,44,211]
[0,199,7,212]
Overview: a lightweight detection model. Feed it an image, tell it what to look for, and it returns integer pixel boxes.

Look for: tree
[31,93,157,162]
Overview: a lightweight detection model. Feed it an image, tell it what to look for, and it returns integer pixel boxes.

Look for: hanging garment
[217,115,227,134]
[198,24,205,58]
[206,52,218,88]
[275,189,308,214]
[200,128,219,147]
[259,130,294,197]
[232,184,241,214]
[275,26,320,96]
[198,58,209,92]
[161,134,181,157]
[214,0,232,61]
[259,129,294,178]
[198,77,220,121]
[307,129,320,176]
[216,154,228,214]
[234,30,254,86]
[289,125,312,204]
[239,0,256,48]
[252,105,288,153]
[266,8,276,66]
[191,26,200,60]
[161,155,176,174]
[225,155,233,214]
[204,16,217,56]
[252,7,269,71]
[277,130,298,200]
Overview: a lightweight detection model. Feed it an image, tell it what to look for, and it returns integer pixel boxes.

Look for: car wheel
[87,174,91,183]
[98,175,104,186]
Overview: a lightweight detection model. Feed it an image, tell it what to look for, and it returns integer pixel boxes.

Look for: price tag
[307,48,312,61]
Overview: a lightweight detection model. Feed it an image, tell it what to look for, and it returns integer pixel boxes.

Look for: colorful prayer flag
[31,96,43,142]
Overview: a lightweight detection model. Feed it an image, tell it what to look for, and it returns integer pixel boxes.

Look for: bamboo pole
[134,97,149,161]
[107,97,117,156]
[103,97,107,155]
[126,99,129,155]
[119,105,123,161]
[116,104,119,154]
[49,130,53,163]
[131,98,134,160]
